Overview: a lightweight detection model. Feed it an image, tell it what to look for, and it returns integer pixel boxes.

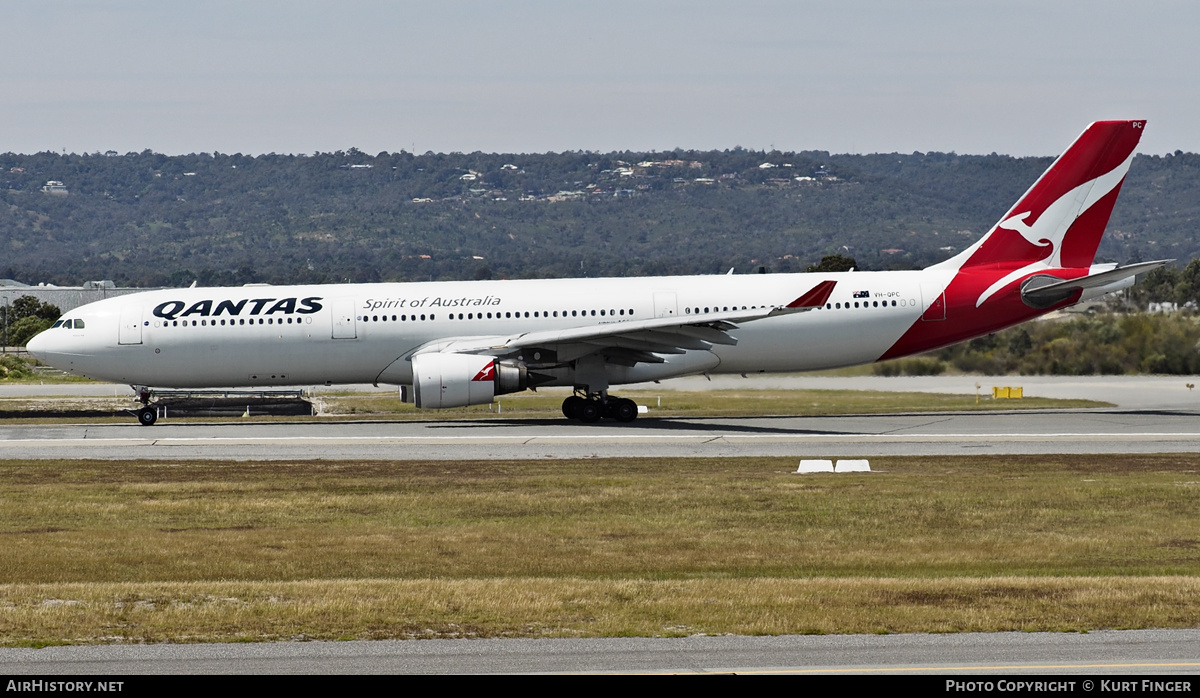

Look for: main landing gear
[561,394,638,423]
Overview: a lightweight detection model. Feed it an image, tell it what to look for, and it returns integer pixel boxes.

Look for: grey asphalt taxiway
[5,374,1200,460]
[2,630,1198,674]
[4,407,1200,460]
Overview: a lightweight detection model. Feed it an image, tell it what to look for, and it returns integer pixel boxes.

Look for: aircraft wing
[411,279,836,366]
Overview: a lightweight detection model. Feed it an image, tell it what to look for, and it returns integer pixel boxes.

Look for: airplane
[28,120,1166,426]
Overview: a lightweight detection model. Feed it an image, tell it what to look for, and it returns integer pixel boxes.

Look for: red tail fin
[954,120,1145,273]
[882,121,1146,361]
[945,120,1145,306]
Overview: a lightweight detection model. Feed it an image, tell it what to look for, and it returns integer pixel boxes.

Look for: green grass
[0,455,1196,644]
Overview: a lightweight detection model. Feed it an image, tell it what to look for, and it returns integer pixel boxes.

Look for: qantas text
[153,297,324,320]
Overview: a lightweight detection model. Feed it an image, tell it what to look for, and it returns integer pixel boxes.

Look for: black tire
[137,406,158,426]
[562,395,585,420]
[611,398,638,423]
[578,400,602,423]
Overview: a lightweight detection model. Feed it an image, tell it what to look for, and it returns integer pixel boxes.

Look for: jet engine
[411,353,530,409]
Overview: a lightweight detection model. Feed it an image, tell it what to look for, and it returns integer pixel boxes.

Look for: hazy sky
[3,1,1195,156]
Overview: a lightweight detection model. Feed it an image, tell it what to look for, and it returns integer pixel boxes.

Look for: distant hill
[2,148,1196,287]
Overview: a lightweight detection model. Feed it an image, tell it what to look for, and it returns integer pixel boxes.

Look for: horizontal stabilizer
[1021,260,1172,306]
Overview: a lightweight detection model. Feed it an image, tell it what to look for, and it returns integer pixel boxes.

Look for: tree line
[1,296,60,347]
[2,148,1197,288]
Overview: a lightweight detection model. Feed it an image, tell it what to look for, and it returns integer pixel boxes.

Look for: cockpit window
[51,320,64,328]
[74,319,84,329]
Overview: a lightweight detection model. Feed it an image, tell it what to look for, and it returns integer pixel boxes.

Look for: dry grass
[5,577,1198,645]
[0,455,1196,644]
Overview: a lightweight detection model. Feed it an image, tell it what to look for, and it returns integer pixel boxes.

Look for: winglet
[787,280,837,308]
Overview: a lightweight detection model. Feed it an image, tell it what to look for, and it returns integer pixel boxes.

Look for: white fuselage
[29,270,943,389]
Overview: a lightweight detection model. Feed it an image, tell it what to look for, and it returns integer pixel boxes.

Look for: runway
[3,408,1200,459]
[4,375,1200,460]
[2,630,1198,674]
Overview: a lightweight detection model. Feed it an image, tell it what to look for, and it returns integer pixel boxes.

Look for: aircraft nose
[25,327,56,364]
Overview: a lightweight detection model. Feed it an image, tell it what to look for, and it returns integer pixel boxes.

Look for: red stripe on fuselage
[878,269,1084,361]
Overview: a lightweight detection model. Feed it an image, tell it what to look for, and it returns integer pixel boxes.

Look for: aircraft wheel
[562,395,585,420]
[611,398,638,423]
[137,406,158,426]
[578,400,602,423]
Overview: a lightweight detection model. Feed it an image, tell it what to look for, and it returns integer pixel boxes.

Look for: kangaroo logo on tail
[997,211,1047,248]
[956,121,1145,307]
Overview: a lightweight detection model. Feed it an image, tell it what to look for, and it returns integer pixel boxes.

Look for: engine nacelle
[411,353,529,409]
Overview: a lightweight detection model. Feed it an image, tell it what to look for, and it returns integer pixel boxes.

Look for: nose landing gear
[136,406,158,426]
[133,386,158,426]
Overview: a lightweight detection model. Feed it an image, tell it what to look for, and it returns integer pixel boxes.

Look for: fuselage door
[331,298,358,339]
[118,305,143,345]
[920,282,947,321]
[653,292,677,318]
